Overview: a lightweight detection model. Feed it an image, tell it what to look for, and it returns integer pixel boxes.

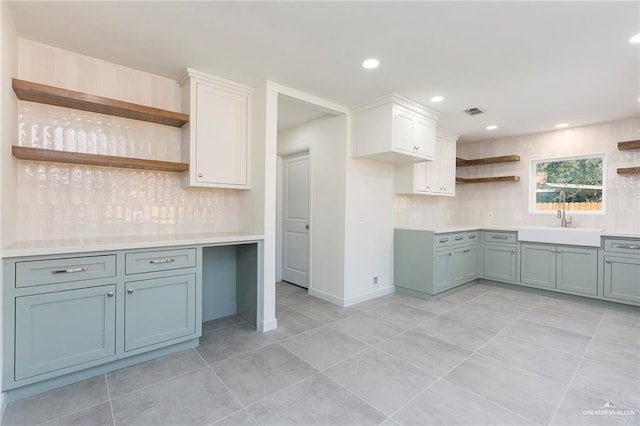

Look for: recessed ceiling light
[486,125,498,130]
[629,34,640,43]
[362,58,380,70]
[555,123,569,128]
[430,95,444,103]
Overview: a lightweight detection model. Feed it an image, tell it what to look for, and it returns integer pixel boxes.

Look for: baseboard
[343,286,394,307]
[260,318,278,332]
[308,287,345,307]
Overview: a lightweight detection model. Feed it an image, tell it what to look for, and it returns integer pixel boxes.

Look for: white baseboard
[343,286,394,307]
[260,318,278,332]
[308,288,345,307]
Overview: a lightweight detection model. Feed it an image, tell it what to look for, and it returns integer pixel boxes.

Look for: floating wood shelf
[12,146,189,173]
[456,176,520,184]
[618,140,640,151]
[456,155,520,167]
[617,167,640,176]
[12,79,189,128]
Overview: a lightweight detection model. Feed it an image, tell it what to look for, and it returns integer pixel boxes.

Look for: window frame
[529,153,606,215]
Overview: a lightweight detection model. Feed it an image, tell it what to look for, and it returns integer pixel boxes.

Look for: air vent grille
[464,107,484,116]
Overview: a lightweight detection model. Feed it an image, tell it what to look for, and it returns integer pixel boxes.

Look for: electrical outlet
[373,276,379,286]
[133,210,144,224]
[488,212,494,220]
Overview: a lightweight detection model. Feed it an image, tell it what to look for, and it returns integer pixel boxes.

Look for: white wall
[395,117,640,233]
[0,0,18,412]
[13,39,241,241]
[277,115,347,302]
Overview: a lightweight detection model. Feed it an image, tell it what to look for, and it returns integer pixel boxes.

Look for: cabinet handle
[197,172,203,178]
[149,258,176,264]
[449,253,452,256]
[469,236,476,239]
[605,259,611,264]
[512,249,516,253]
[455,237,464,241]
[127,288,134,294]
[51,266,88,274]
[616,245,640,250]
[492,236,509,240]
[439,239,449,243]
[107,291,114,297]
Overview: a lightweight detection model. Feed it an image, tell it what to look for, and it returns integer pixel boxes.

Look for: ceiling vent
[464,107,484,116]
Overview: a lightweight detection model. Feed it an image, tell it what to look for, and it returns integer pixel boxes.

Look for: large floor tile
[466,292,539,317]
[203,315,245,333]
[551,386,638,426]
[277,288,319,308]
[212,409,258,426]
[439,288,483,303]
[572,357,640,411]
[442,303,516,333]
[585,334,640,373]
[483,287,544,306]
[265,309,322,341]
[329,312,408,345]
[279,325,369,370]
[247,374,386,425]
[521,305,603,337]
[501,319,592,356]
[292,300,360,323]
[479,334,581,384]
[111,367,240,425]
[601,308,640,328]
[444,353,567,424]
[367,302,435,327]
[212,344,316,405]
[378,329,471,377]
[392,379,535,426]
[196,322,274,364]
[393,295,459,315]
[2,376,109,426]
[325,348,436,416]
[40,402,113,426]
[537,297,606,316]
[106,349,205,398]
[416,316,496,352]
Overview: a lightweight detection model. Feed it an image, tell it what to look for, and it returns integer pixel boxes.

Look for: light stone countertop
[2,232,264,258]
[396,226,640,239]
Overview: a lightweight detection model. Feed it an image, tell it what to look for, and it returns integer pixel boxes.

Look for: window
[531,154,605,213]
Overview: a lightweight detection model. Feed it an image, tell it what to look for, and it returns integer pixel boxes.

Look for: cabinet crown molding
[350,93,441,121]
[178,68,254,95]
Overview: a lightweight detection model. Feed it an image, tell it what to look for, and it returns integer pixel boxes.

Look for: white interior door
[282,153,309,287]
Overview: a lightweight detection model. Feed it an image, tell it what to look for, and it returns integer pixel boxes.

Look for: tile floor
[2,280,639,426]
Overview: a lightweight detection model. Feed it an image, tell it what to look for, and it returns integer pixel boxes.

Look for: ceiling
[7,1,640,142]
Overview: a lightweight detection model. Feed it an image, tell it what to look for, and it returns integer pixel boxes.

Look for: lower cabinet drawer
[124,274,196,351]
[604,239,640,255]
[484,231,517,244]
[125,248,196,275]
[15,255,116,288]
[15,285,117,380]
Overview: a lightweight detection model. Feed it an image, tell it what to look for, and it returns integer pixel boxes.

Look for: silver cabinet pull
[605,259,611,264]
[52,266,88,274]
[455,237,464,241]
[197,172,203,178]
[492,236,509,240]
[512,249,516,253]
[149,258,175,264]
[127,289,134,294]
[617,245,640,250]
[468,235,476,239]
[107,291,114,297]
[439,239,449,243]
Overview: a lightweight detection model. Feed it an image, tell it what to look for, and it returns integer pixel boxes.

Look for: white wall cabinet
[351,94,439,162]
[179,68,253,189]
[395,131,457,196]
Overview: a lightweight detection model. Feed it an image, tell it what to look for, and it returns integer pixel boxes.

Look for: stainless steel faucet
[557,190,573,227]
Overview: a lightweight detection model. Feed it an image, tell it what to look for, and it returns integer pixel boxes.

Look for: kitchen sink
[517,226,605,247]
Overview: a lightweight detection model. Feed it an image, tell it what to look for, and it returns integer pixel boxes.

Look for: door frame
[278,149,311,288]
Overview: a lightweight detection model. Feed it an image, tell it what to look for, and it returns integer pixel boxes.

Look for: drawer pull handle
[455,237,464,241]
[127,289,134,294]
[605,259,611,263]
[616,245,640,250]
[51,267,88,274]
[469,235,476,239]
[492,236,509,240]
[149,258,176,264]
[107,292,114,297]
[512,249,516,253]
[439,239,449,243]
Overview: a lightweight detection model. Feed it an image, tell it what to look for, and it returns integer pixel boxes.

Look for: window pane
[534,156,603,212]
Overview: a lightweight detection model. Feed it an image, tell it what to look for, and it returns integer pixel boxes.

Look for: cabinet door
[412,161,432,193]
[603,255,640,303]
[15,285,116,380]
[556,247,598,295]
[412,117,435,160]
[195,83,248,187]
[483,244,517,282]
[463,245,478,282]
[434,250,452,292]
[124,274,196,351]
[449,247,466,286]
[437,137,456,196]
[520,243,556,289]
[392,107,416,154]
[424,160,440,194]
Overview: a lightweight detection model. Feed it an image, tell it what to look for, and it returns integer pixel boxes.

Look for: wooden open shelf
[12,79,189,128]
[617,167,640,176]
[456,176,520,184]
[12,146,189,173]
[618,140,640,151]
[456,155,520,167]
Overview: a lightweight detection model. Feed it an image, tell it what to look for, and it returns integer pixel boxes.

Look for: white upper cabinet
[395,130,458,196]
[351,94,439,162]
[179,69,253,189]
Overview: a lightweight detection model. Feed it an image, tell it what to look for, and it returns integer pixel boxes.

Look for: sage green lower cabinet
[603,255,640,304]
[124,274,196,351]
[395,229,479,297]
[520,243,598,296]
[483,244,517,282]
[15,285,116,380]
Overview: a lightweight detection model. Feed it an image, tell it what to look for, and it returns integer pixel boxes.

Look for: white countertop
[396,226,639,239]
[2,232,264,258]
